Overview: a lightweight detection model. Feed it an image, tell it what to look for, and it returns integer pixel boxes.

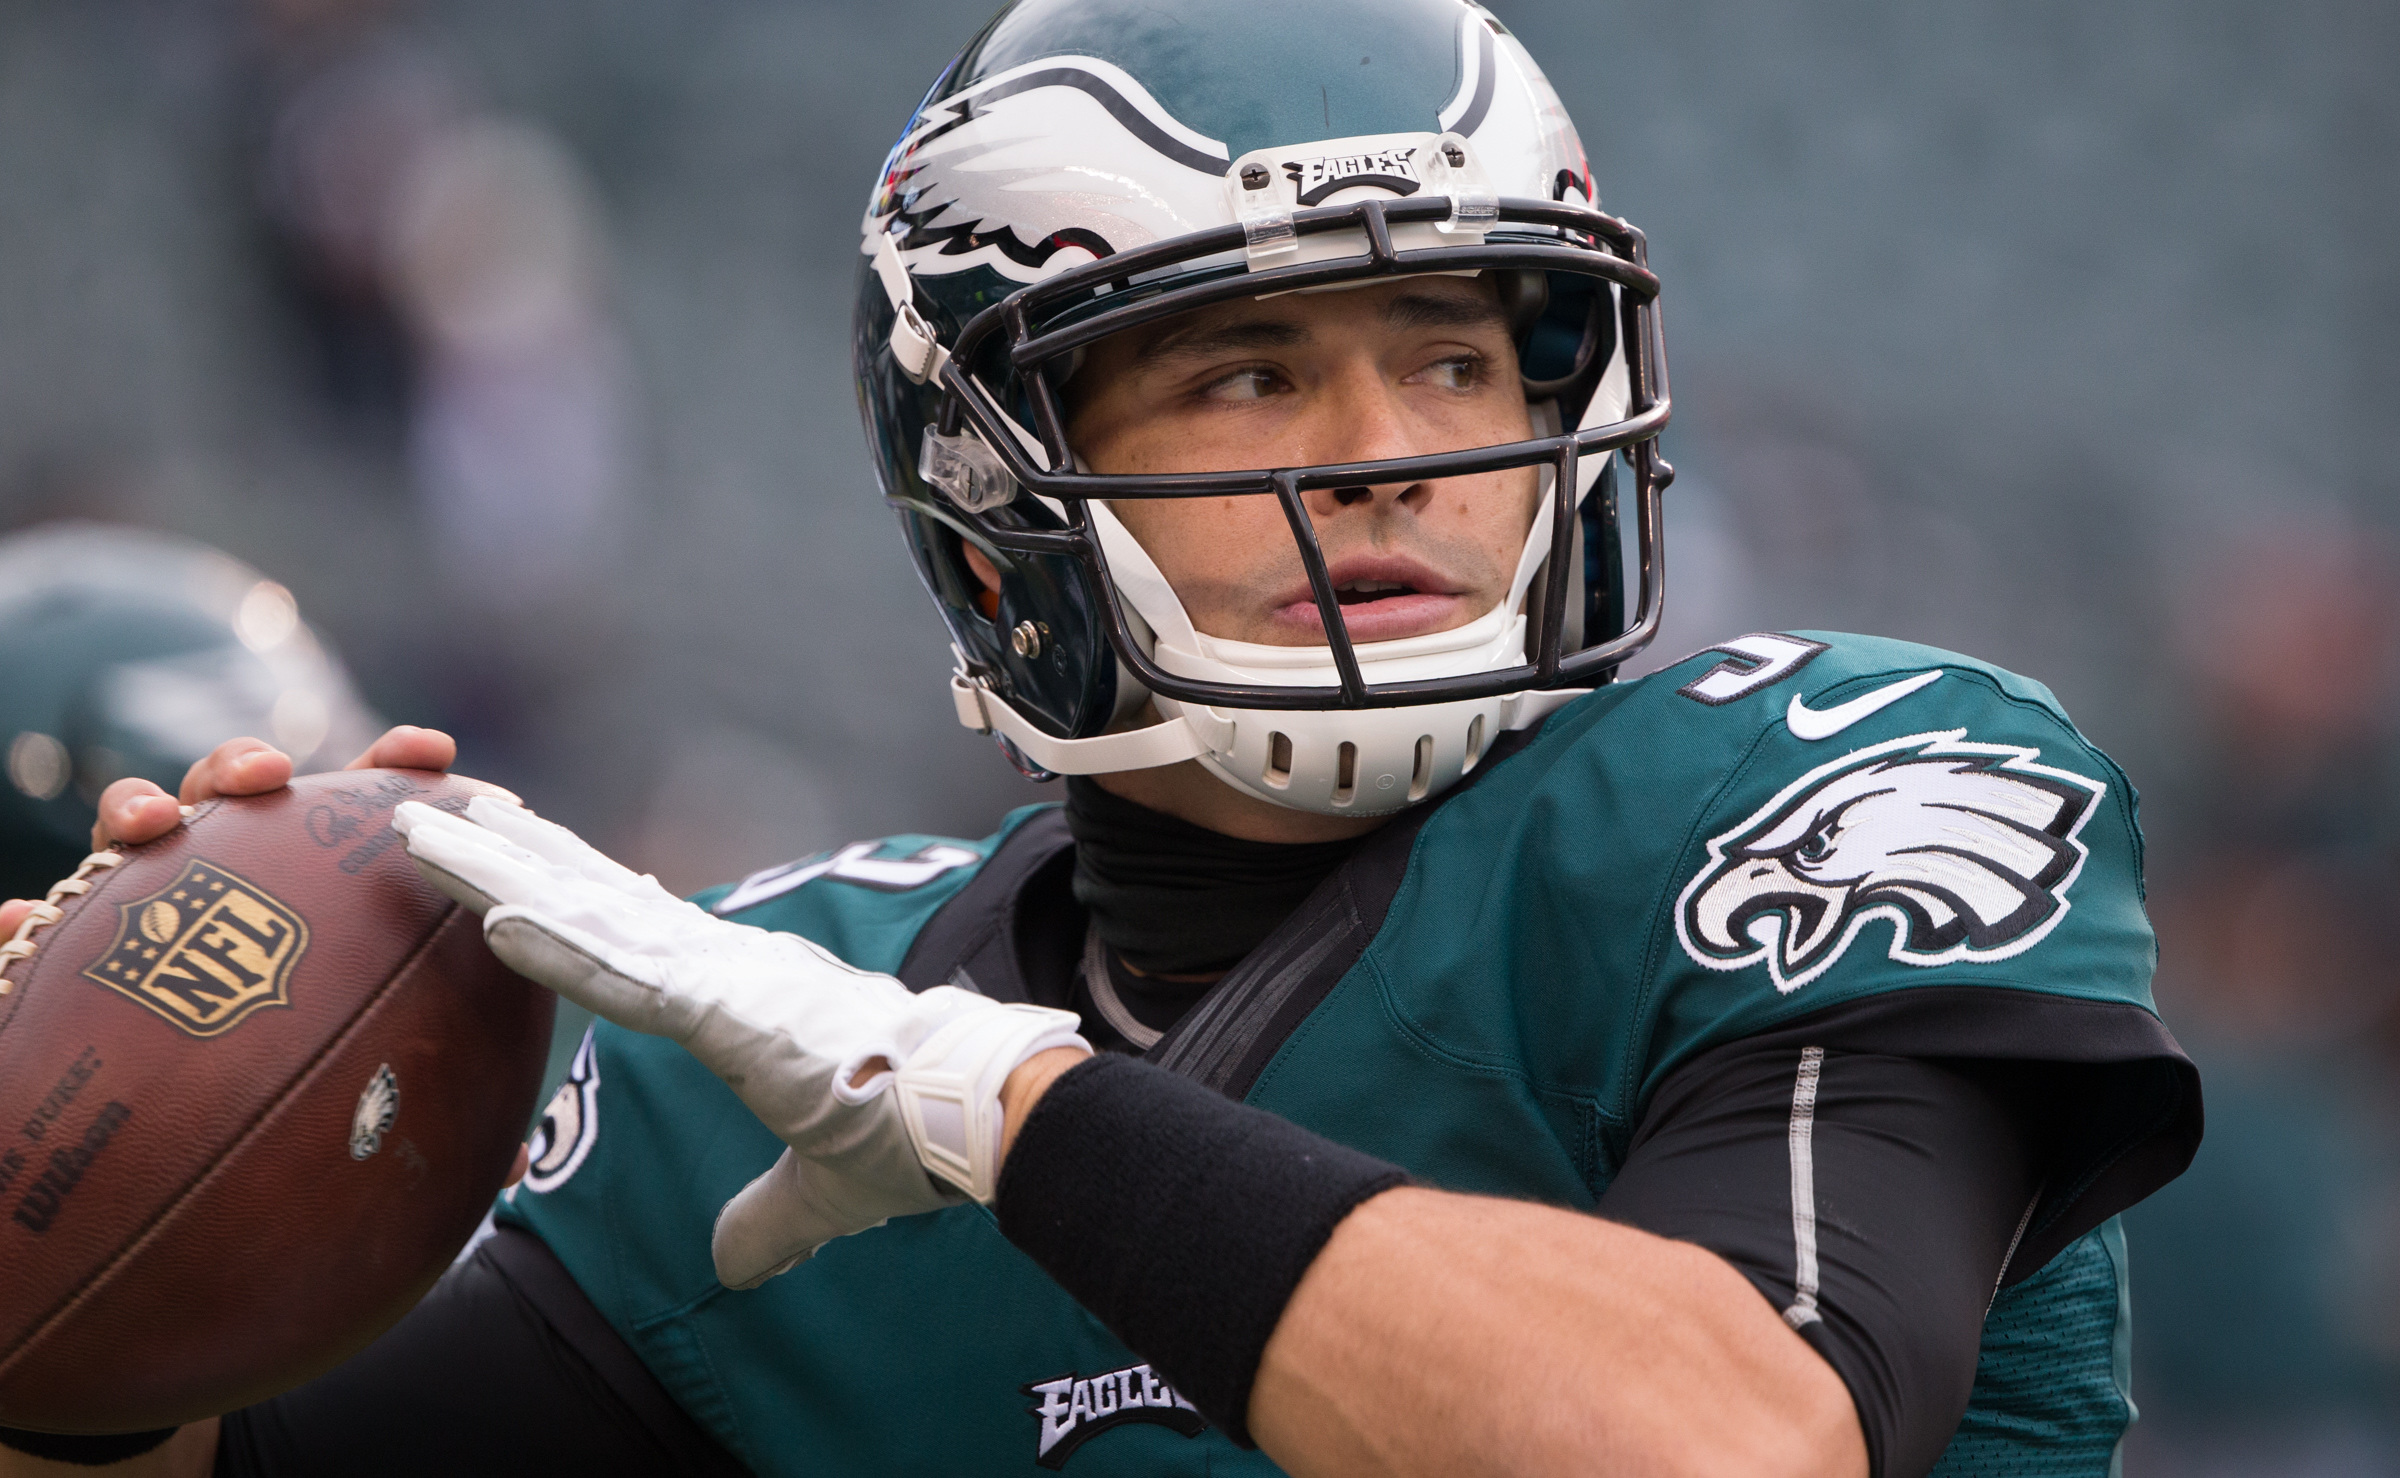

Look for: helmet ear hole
[929,525,1003,625]
[1495,270,1549,342]
[965,538,1003,620]
[1520,272,1617,427]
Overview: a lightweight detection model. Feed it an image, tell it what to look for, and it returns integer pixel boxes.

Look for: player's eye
[1407,353,1485,392]
[1195,366,1287,402]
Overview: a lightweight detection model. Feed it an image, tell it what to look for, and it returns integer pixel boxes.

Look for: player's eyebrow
[1128,289,1507,370]
[1381,290,1510,334]
[1132,318,1309,369]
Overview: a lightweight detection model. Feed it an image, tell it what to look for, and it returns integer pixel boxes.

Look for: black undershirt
[1065,776,1364,976]
[1601,1042,2039,1478]
[220,1226,742,1478]
[0,787,2058,1477]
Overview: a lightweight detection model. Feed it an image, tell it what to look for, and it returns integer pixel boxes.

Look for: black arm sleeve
[1599,1041,2039,1478]
[215,1225,746,1478]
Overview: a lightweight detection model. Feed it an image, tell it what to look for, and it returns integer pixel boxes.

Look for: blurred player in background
[2,2,2201,1475]
[0,523,381,903]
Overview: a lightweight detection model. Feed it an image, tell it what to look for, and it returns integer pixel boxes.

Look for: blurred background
[0,0,2392,1467]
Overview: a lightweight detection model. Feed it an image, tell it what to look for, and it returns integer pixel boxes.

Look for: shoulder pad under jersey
[1377,632,2158,1109]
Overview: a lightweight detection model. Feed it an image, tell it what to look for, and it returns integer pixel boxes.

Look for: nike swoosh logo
[1786,670,1943,740]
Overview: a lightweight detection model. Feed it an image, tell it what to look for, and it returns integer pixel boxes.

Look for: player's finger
[462,796,662,899]
[394,802,549,875]
[347,725,458,775]
[91,778,187,850]
[398,807,553,915]
[179,736,293,804]
[406,850,502,918]
[461,796,581,861]
[712,1151,839,1289]
[401,809,653,946]
[485,906,673,1033]
[417,797,677,914]
[1,899,33,937]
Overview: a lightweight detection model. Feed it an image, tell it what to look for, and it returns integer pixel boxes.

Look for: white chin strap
[952,469,1594,815]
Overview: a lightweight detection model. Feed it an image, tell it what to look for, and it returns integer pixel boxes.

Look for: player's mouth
[1268,555,1475,644]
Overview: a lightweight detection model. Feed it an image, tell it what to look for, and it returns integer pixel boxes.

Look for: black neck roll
[1064,777,1370,977]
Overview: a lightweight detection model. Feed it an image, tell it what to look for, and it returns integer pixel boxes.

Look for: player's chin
[1268,591,1475,645]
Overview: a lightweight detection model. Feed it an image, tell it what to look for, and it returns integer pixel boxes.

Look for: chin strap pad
[951,670,1225,774]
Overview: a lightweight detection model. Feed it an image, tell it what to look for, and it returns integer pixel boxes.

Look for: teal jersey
[498,633,2194,1476]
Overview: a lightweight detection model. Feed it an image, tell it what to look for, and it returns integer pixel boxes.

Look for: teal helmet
[856,0,1670,814]
[0,524,382,900]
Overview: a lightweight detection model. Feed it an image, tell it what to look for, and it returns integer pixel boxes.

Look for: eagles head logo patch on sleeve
[83,859,307,1036]
[1676,730,2105,993]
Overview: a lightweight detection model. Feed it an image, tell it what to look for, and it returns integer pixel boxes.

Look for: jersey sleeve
[1610,634,2200,1276]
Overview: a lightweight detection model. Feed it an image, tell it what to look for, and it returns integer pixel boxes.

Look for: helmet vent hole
[1463,715,1487,773]
[1407,735,1434,802]
[1265,731,1294,789]
[1332,742,1358,807]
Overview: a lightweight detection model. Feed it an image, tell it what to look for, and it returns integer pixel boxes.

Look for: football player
[0,2,2199,1475]
[0,522,381,905]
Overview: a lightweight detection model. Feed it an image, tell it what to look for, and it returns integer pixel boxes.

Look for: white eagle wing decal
[1675,729,2106,993]
[866,57,1232,286]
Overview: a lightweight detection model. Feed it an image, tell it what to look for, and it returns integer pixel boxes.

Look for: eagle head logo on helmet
[1676,731,2109,994]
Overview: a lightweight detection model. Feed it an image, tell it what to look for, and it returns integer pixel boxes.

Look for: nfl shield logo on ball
[82,859,309,1037]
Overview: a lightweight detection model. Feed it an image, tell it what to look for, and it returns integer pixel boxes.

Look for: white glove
[392,797,1087,1288]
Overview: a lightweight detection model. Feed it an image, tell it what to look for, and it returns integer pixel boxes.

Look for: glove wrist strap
[893,1003,1087,1203]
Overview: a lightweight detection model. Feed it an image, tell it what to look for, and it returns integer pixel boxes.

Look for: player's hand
[90,725,459,851]
[0,727,458,940]
[392,796,1089,1288]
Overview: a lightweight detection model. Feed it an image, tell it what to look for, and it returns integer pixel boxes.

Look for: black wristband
[994,1053,1409,1446]
[0,1425,176,1464]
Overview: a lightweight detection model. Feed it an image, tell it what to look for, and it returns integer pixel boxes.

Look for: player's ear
[961,543,1004,598]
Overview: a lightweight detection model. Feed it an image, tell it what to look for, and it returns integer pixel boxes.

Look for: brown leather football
[0,769,554,1434]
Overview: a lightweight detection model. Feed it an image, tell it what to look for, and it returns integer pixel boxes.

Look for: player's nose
[1300,368,1428,517]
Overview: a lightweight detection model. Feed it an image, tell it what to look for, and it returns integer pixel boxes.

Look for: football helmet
[857,0,1670,814]
[0,524,381,900]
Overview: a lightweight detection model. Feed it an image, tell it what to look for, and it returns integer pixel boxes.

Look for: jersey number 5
[1676,634,1829,706]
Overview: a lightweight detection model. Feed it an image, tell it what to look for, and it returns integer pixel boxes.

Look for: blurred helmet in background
[0,524,382,899]
[855,0,1672,815]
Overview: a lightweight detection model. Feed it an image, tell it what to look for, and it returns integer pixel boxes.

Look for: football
[0,769,554,1434]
